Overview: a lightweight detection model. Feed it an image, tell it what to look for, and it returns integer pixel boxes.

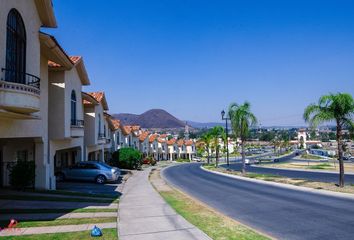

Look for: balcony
[71,119,84,128]
[98,133,105,140]
[0,68,41,114]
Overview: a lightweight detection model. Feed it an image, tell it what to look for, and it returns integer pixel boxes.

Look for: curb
[201,166,354,200]
[251,165,354,176]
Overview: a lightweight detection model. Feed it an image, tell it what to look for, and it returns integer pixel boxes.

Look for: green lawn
[160,191,269,240]
[0,217,116,228]
[0,195,118,203]
[300,154,325,160]
[175,158,191,163]
[0,208,117,214]
[7,228,118,240]
[150,168,270,240]
[307,163,332,169]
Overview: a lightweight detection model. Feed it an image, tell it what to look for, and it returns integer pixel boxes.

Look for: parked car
[245,159,253,165]
[56,161,120,184]
[192,157,202,162]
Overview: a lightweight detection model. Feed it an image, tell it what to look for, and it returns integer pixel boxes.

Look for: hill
[113,109,186,129]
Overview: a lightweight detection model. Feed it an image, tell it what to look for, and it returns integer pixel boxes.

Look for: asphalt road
[163,163,354,240]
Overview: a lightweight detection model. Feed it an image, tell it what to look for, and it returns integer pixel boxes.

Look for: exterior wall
[0,1,51,189]
[84,104,105,162]
[0,1,42,83]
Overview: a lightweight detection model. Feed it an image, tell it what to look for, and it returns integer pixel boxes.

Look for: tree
[229,101,258,174]
[304,93,354,187]
[210,126,224,168]
[200,132,212,164]
[111,148,142,169]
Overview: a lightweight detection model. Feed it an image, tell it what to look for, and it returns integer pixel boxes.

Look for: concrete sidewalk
[118,169,211,240]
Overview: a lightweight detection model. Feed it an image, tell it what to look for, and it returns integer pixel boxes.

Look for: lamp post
[221,110,230,166]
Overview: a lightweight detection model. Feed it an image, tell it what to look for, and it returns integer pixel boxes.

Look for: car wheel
[56,173,65,182]
[96,175,106,184]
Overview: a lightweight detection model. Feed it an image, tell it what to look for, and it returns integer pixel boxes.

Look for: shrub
[9,161,35,190]
[111,148,142,169]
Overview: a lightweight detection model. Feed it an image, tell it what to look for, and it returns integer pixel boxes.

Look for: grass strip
[0,217,117,228]
[150,169,270,240]
[0,208,117,214]
[4,228,117,240]
[204,165,354,194]
[0,195,118,203]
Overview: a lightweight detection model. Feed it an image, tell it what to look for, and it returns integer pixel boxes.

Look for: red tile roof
[167,138,177,145]
[70,56,82,64]
[184,140,194,146]
[87,92,109,110]
[139,131,150,142]
[121,125,132,135]
[111,119,121,130]
[177,139,184,147]
[149,134,158,143]
[158,138,166,143]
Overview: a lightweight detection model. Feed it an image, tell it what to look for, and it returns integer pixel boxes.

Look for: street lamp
[221,110,230,166]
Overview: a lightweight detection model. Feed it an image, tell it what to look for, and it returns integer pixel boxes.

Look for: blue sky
[46,0,354,126]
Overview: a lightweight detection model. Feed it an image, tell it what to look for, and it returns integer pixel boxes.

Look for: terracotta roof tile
[139,131,150,142]
[149,134,158,143]
[158,138,166,143]
[111,119,121,130]
[70,56,82,64]
[167,138,177,145]
[177,139,184,147]
[185,140,194,146]
[87,92,104,102]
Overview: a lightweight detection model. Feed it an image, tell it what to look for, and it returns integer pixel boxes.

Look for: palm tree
[201,132,212,164]
[304,93,354,187]
[210,126,224,168]
[229,102,258,174]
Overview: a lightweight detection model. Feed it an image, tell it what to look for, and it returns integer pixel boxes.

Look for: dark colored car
[56,161,120,184]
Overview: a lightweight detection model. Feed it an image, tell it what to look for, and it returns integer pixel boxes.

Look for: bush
[9,161,35,190]
[111,148,142,169]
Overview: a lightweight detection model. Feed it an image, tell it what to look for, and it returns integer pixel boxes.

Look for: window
[71,90,77,125]
[116,132,120,144]
[6,9,26,84]
[98,114,101,136]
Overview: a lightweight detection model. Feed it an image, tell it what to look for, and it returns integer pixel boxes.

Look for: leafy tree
[229,101,258,174]
[200,132,212,164]
[210,126,225,167]
[304,93,354,187]
[111,148,142,169]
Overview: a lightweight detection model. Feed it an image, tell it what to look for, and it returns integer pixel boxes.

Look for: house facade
[48,56,90,187]
[0,0,60,189]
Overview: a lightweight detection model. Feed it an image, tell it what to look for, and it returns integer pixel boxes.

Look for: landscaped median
[149,167,271,240]
[0,190,119,239]
[202,164,354,195]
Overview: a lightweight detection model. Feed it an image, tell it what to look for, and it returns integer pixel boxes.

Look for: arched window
[71,90,77,125]
[6,9,26,84]
[98,114,102,137]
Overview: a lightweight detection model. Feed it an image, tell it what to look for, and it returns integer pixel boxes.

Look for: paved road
[163,163,354,240]
[223,163,354,184]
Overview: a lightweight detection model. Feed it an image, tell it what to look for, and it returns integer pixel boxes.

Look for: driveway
[163,163,354,240]
[56,170,130,197]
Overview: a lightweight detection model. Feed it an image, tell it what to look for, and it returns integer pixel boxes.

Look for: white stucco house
[82,91,109,162]
[0,0,66,189]
[48,55,90,185]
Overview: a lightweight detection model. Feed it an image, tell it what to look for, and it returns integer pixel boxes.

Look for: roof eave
[40,32,73,70]
[35,0,57,28]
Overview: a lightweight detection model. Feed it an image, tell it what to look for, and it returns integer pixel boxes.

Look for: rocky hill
[113,109,186,129]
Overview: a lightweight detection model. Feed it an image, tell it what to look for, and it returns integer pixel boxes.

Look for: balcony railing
[71,119,84,128]
[98,133,105,140]
[1,68,40,90]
